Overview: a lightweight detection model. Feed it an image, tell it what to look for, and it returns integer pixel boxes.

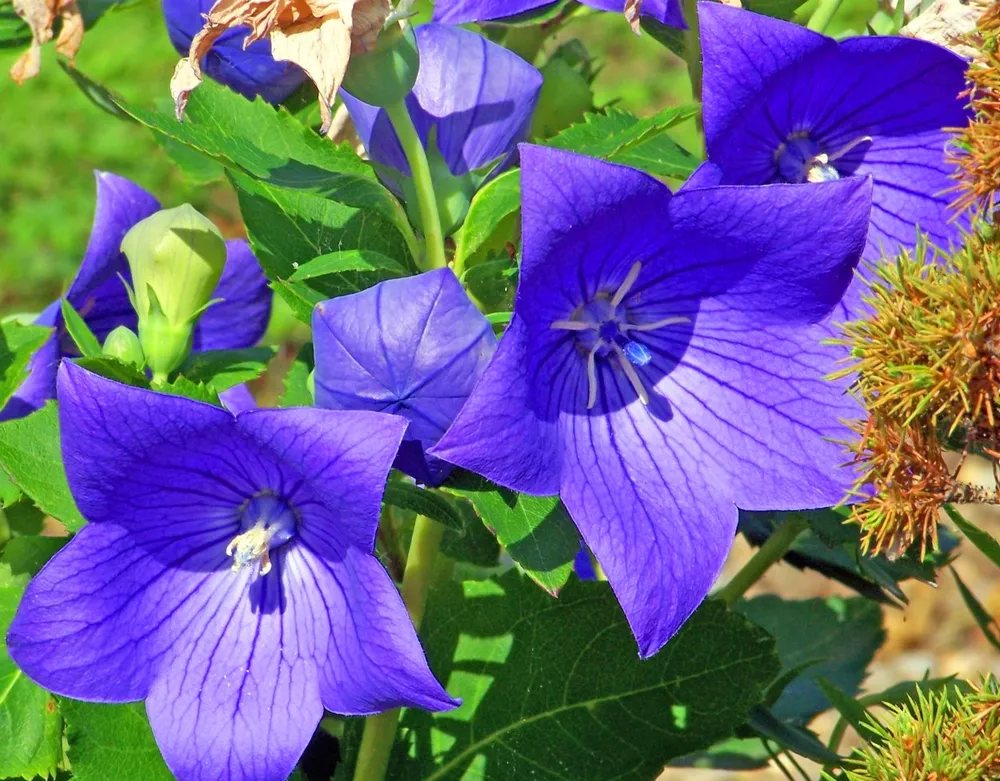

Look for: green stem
[681,0,704,144]
[352,515,444,781]
[716,514,809,605]
[807,0,844,32]
[384,101,447,271]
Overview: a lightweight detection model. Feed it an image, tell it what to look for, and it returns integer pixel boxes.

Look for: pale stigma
[226,525,275,575]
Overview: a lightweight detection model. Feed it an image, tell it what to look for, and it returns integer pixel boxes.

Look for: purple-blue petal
[581,0,685,27]
[162,0,307,104]
[312,268,496,486]
[345,24,543,180]
[433,0,685,26]
[192,239,273,352]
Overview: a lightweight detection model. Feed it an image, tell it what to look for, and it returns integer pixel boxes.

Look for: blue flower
[432,145,873,657]
[433,0,684,28]
[8,363,457,781]
[0,173,272,421]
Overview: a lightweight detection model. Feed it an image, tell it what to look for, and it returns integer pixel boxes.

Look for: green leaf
[0,536,68,780]
[180,347,277,392]
[743,0,807,19]
[460,257,518,314]
[63,69,417,258]
[391,582,778,781]
[62,701,172,781]
[280,343,314,408]
[746,706,843,765]
[0,321,51,411]
[155,376,222,406]
[383,483,467,533]
[943,503,1000,569]
[453,170,521,271]
[74,356,150,389]
[0,404,85,531]
[231,172,412,322]
[445,472,580,595]
[59,300,103,358]
[289,249,407,298]
[639,17,686,58]
[816,677,872,738]
[735,595,884,723]
[546,105,700,178]
[950,567,1000,651]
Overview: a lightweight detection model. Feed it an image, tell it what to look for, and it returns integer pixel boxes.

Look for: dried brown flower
[8,0,83,84]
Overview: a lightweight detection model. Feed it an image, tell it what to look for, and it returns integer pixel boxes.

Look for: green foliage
[460,257,517,314]
[950,567,1000,651]
[736,595,884,723]
[386,580,778,780]
[445,472,580,594]
[453,170,520,272]
[279,344,314,408]
[547,105,700,179]
[0,536,68,780]
[943,503,1000,569]
[60,300,103,358]
[0,322,51,411]
[179,347,276,393]
[288,250,408,299]
[383,483,467,534]
[0,404,85,531]
[61,701,172,781]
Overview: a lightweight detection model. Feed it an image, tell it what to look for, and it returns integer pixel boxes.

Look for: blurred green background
[0,0,697,313]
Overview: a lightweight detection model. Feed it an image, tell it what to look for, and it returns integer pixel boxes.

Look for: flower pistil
[227,493,299,576]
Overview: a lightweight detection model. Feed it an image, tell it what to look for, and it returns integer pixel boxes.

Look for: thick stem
[681,0,704,143]
[716,514,809,605]
[352,515,445,781]
[807,0,844,32]
[384,101,447,271]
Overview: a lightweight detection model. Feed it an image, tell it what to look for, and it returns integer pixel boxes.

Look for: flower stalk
[384,100,448,271]
[353,514,445,781]
[716,514,810,605]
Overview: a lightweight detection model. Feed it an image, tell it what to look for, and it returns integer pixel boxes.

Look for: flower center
[551,261,689,410]
[775,133,872,184]
[226,493,299,576]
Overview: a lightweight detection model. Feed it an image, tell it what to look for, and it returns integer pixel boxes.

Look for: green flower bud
[402,146,476,237]
[342,21,420,108]
[102,326,144,369]
[530,42,596,140]
[121,204,227,380]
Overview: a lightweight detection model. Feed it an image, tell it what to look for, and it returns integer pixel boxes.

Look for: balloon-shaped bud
[102,326,144,369]
[341,21,420,108]
[121,204,227,380]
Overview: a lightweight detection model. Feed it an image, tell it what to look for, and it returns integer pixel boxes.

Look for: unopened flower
[163,0,307,104]
[7,0,83,84]
[171,0,392,132]
[950,1,1000,216]
[432,145,871,657]
[313,268,496,486]
[698,4,971,317]
[840,677,1000,781]
[8,363,457,781]
[342,23,543,234]
[0,173,271,421]
[432,0,685,30]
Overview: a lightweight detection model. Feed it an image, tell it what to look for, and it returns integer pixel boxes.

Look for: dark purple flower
[0,173,272,422]
[163,0,306,104]
[342,24,543,197]
[432,145,873,657]
[433,0,684,28]
[313,268,496,486]
[700,4,970,316]
[8,363,457,781]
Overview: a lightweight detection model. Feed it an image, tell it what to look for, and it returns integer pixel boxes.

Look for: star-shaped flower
[8,363,457,781]
[164,0,307,104]
[432,145,873,657]
[313,268,496,486]
[698,3,971,315]
[432,0,684,29]
[0,173,272,422]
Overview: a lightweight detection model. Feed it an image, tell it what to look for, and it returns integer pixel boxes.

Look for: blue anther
[623,341,652,367]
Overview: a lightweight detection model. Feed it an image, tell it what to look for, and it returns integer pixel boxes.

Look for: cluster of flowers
[6,1,971,779]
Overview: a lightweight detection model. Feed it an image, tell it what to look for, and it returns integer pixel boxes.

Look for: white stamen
[586,342,600,410]
[611,261,643,308]
[612,344,650,406]
[622,315,691,333]
[226,526,274,576]
[827,135,873,163]
[551,319,598,331]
